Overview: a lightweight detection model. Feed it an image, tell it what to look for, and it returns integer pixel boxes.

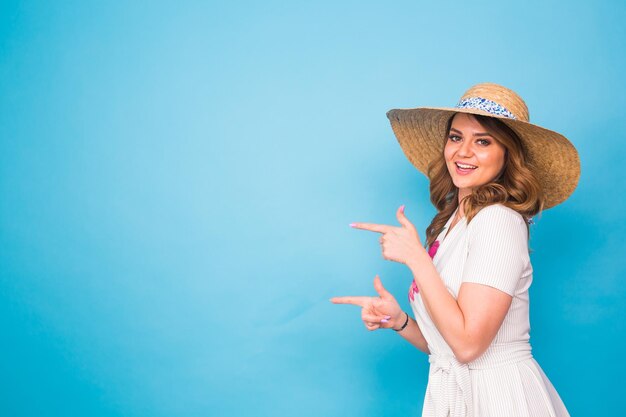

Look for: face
[444,113,507,201]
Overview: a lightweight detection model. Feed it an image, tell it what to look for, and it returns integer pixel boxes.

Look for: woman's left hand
[350,205,426,267]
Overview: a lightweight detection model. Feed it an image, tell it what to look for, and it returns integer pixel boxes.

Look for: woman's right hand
[331,275,404,331]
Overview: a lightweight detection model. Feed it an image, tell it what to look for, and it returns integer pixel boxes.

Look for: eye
[476,138,491,146]
[448,134,462,142]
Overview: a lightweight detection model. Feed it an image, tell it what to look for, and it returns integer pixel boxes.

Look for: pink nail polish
[381,318,389,323]
[349,223,356,227]
[400,205,405,213]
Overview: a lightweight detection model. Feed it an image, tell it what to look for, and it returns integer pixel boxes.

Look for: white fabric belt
[427,342,533,417]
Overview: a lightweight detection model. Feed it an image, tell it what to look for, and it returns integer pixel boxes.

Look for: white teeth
[456,162,477,169]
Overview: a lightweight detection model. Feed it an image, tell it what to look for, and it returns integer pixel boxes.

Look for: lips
[455,162,477,175]
[455,162,477,169]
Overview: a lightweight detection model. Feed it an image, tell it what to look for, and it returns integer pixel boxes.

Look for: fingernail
[349,223,356,227]
[400,205,405,213]
[381,318,389,323]
[384,315,391,319]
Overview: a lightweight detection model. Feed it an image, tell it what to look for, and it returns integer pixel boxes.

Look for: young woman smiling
[332,83,579,417]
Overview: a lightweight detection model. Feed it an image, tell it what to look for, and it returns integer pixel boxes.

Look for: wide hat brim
[386,106,581,209]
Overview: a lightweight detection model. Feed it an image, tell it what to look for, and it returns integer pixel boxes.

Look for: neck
[457,190,470,217]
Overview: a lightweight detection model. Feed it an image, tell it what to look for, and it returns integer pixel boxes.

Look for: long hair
[424,113,544,248]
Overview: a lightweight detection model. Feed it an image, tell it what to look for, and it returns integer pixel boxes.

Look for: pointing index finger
[349,223,393,233]
[330,296,370,307]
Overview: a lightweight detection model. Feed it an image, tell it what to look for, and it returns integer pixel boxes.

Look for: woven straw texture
[386,83,580,209]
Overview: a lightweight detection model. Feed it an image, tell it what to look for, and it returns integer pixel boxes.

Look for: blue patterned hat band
[455,97,517,120]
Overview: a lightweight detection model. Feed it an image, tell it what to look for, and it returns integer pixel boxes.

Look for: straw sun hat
[386,82,580,209]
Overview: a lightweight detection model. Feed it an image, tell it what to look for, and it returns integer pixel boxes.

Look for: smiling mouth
[455,162,477,170]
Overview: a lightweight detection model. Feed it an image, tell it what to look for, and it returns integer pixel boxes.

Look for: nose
[457,138,473,158]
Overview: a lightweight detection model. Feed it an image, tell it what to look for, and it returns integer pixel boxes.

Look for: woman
[331,83,579,416]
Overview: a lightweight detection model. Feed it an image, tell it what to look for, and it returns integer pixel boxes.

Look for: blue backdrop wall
[1,1,624,416]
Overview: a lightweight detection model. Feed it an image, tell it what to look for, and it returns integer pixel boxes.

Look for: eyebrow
[449,127,494,137]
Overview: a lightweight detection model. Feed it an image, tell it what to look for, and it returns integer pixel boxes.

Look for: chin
[451,178,472,189]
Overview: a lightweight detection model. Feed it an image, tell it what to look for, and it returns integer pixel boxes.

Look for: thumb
[396,205,416,231]
[373,275,391,300]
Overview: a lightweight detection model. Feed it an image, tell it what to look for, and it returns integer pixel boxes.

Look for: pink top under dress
[408,204,569,417]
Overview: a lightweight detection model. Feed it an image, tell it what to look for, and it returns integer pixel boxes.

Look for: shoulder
[468,204,528,238]
[472,203,525,225]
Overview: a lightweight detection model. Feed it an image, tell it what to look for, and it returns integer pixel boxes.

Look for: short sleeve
[461,204,529,296]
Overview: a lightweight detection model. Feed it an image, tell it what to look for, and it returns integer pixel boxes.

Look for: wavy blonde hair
[424,113,545,248]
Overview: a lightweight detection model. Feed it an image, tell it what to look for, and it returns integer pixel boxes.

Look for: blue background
[1,1,624,416]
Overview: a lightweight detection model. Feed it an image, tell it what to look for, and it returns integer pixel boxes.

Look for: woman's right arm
[331,275,430,354]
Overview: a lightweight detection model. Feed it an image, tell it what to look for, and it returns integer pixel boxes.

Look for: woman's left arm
[352,205,520,364]
[406,253,512,364]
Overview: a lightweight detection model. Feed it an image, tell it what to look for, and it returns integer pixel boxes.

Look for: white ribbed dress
[409,204,569,417]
